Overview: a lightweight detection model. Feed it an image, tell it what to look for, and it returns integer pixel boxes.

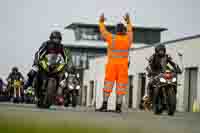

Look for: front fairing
[12,80,21,88]
[156,72,177,88]
[39,53,65,74]
[66,74,80,90]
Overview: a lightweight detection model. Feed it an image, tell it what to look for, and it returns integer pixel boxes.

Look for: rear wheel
[167,88,176,116]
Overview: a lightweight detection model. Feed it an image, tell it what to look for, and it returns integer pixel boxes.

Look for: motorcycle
[60,71,80,107]
[10,79,23,103]
[35,53,66,108]
[152,65,177,116]
[24,86,35,104]
[0,84,10,101]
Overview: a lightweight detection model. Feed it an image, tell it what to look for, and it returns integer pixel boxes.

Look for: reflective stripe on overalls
[103,80,114,96]
[116,83,129,95]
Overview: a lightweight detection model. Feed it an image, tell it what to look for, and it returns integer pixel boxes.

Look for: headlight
[160,78,166,83]
[65,72,68,78]
[68,84,74,89]
[76,85,80,90]
[172,77,177,82]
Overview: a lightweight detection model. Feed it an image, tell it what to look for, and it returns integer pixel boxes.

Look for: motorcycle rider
[23,30,73,103]
[145,44,182,107]
[7,67,24,98]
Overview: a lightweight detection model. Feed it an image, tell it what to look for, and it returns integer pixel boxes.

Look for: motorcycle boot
[115,104,122,113]
[95,101,108,112]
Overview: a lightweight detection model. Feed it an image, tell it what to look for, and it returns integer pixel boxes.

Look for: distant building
[64,22,167,106]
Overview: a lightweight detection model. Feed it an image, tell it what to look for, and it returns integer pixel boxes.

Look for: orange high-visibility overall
[99,23,132,96]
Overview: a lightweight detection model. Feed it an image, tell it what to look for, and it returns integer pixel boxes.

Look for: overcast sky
[0,0,199,79]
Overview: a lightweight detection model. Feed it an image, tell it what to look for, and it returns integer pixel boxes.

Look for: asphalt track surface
[0,102,200,133]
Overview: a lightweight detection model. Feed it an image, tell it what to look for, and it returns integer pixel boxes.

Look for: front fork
[162,87,167,104]
[162,86,177,105]
[36,72,65,99]
[13,87,21,98]
[57,79,67,96]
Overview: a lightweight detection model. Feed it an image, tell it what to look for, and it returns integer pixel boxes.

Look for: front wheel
[167,88,176,116]
[44,78,57,108]
[64,92,70,107]
[153,98,163,115]
[72,90,78,107]
[37,78,57,109]
[153,87,163,115]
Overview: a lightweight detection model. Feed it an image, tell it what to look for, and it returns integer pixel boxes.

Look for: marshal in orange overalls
[99,21,133,101]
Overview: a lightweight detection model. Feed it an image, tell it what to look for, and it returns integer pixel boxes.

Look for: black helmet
[155,44,166,55]
[116,23,126,34]
[12,67,18,73]
[49,30,62,41]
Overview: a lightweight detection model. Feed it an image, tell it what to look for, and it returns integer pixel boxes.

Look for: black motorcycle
[7,79,24,103]
[35,53,66,108]
[60,71,80,107]
[152,68,177,116]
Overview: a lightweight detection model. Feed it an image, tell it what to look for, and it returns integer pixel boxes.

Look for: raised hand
[123,13,130,24]
[99,13,106,23]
